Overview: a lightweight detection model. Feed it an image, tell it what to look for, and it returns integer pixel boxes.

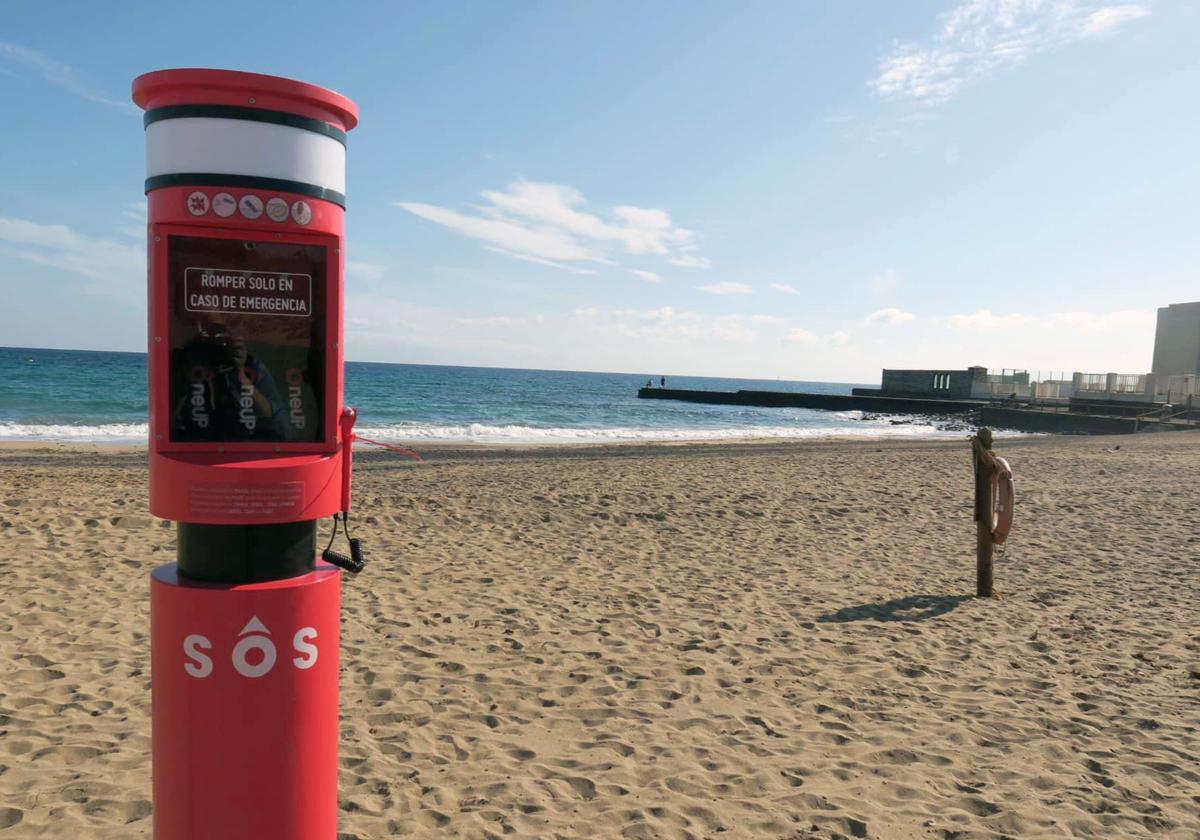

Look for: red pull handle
[339,407,357,512]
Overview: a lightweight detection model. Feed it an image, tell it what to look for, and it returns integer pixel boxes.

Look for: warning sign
[184,268,312,318]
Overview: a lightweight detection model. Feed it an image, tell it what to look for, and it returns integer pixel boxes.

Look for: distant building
[874,366,988,399]
[1151,301,1200,377]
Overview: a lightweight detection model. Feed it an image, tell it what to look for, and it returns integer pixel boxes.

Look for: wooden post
[971,428,996,598]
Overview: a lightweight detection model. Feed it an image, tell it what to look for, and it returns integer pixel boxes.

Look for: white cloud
[785,328,820,346]
[0,216,143,287]
[769,282,798,294]
[398,179,707,274]
[698,282,752,295]
[870,1,1151,105]
[1082,4,1150,36]
[629,269,663,283]
[864,307,917,326]
[400,200,602,264]
[0,41,138,113]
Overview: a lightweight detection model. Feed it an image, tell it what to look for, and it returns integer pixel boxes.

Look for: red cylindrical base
[151,563,340,839]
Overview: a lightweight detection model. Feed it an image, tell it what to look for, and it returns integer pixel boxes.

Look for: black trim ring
[144,104,347,145]
[145,173,346,208]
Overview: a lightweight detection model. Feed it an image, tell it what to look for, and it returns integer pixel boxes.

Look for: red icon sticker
[187,191,210,216]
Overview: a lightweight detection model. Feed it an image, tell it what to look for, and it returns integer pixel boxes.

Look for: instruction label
[184,268,312,317]
[188,481,305,519]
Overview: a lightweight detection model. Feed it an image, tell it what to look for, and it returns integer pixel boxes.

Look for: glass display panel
[167,235,326,443]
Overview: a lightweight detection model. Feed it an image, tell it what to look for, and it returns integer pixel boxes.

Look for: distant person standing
[660,376,666,388]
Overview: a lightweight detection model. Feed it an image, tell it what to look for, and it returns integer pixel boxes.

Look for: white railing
[971,382,1032,399]
[1076,373,1109,392]
[1033,381,1072,399]
[1111,374,1145,394]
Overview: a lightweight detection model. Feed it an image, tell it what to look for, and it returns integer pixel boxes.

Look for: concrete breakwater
[636,388,1187,435]
[636,387,980,415]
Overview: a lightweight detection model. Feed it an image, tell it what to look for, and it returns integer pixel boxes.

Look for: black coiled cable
[322,512,365,574]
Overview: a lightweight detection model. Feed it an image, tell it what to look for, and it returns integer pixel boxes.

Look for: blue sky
[1,1,1196,382]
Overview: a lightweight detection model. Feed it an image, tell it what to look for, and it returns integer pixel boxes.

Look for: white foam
[0,422,149,443]
[0,417,1012,445]
[354,419,978,445]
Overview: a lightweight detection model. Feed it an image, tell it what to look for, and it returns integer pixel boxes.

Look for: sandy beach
[0,432,1197,838]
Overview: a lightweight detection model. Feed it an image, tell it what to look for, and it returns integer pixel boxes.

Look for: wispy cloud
[948,307,1154,330]
[868,268,902,298]
[0,41,137,113]
[785,327,850,348]
[347,260,386,282]
[769,282,798,294]
[0,216,144,298]
[1043,309,1154,330]
[698,281,752,295]
[573,306,758,344]
[863,307,916,326]
[785,327,820,346]
[949,308,1037,329]
[870,1,1151,105]
[782,324,849,345]
[1082,4,1150,36]
[398,180,708,275]
[485,246,597,275]
[668,253,712,269]
[629,268,663,283]
[115,200,148,239]
[455,315,529,327]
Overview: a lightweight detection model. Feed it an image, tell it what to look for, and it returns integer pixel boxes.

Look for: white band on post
[146,117,346,196]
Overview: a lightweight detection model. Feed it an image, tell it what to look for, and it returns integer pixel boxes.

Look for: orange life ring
[991,456,1014,544]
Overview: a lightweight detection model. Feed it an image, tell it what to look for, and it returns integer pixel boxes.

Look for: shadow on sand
[817,594,972,623]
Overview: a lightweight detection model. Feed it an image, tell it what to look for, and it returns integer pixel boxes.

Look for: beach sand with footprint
[0,433,1197,838]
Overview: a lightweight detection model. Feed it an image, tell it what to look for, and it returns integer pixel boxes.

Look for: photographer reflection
[172,322,293,441]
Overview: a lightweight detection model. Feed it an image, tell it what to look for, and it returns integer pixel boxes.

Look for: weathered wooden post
[971,428,996,598]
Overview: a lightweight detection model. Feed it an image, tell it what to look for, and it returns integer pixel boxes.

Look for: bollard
[133,69,359,839]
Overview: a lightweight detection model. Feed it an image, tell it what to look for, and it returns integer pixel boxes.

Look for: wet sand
[1,433,1198,838]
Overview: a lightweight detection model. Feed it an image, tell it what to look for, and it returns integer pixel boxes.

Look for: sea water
[0,346,971,444]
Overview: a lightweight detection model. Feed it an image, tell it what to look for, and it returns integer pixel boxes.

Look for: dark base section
[177,520,317,583]
[638,388,980,414]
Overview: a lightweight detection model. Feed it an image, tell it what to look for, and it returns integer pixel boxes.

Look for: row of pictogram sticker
[187,191,312,225]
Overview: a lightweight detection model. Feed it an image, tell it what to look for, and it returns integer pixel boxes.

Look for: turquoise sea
[0,346,971,444]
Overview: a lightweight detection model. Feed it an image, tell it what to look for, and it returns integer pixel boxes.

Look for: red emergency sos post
[134,68,360,839]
